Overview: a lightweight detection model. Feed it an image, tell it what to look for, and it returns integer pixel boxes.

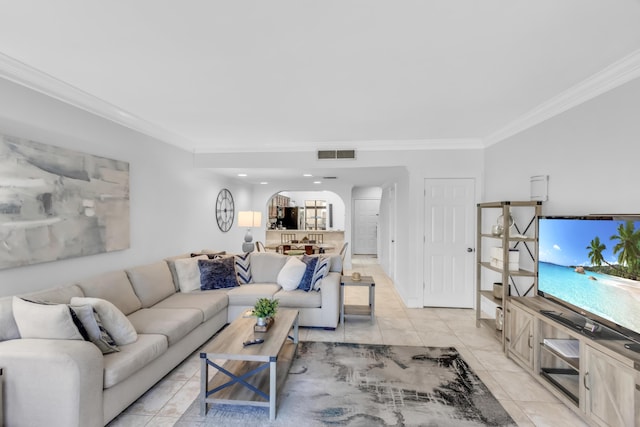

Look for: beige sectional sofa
[0,251,342,427]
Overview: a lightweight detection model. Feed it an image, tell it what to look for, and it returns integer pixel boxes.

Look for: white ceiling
[1,1,640,182]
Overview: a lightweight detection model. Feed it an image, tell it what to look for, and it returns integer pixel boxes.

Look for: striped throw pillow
[235,252,252,284]
[311,256,331,291]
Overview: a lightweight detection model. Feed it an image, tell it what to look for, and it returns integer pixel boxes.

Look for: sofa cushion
[304,253,342,273]
[70,297,138,345]
[77,270,142,315]
[250,253,288,283]
[152,291,228,323]
[174,255,208,293]
[127,308,202,346]
[277,257,307,291]
[199,257,239,290]
[23,284,85,303]
[227,284,281,306]
[275,289,322,308]
[0,296,20,341]
[126,261,176,308]
[164,253,192,291]
[12,297,84,340]
[103,333,168,389]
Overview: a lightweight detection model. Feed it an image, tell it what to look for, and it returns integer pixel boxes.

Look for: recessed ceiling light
[237,173,247,177]
[303,174,312,177]
[313,181,322,184]
[260,182,268,185]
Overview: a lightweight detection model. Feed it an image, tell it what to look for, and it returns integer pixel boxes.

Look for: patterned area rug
[176,341,516,427]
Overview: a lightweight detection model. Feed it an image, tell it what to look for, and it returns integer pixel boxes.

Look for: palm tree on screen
[610,221,640,279]
[586,236,606,267]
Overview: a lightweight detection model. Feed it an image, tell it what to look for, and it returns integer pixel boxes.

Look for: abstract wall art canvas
[0,133,130,270]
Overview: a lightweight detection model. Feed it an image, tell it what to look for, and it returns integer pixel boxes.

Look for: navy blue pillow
[297,256,319,292]
[199,257,238,290]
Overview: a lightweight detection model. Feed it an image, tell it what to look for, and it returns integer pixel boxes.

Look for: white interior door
[387,185,397,281]
[354,199,379,254]
[423,178,475,308]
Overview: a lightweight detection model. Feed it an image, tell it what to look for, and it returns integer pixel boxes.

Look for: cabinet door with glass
[305,200,327,230]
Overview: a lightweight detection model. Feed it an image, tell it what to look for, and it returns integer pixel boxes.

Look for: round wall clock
[215,188,235,232]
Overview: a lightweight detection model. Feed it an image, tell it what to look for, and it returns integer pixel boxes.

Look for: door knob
[467,248,474,253]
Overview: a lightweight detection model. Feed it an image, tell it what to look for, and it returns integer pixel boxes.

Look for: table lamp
[238,211,262,253]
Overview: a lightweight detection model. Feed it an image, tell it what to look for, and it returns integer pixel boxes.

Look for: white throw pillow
[70,297,137,345]
[174,255,208,292]
[12,297,84,340]
[277,256,307,291]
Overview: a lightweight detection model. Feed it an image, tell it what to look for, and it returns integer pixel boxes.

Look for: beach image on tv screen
[538,218,640,335]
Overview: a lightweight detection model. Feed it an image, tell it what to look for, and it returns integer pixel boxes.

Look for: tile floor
[108,255,588,427]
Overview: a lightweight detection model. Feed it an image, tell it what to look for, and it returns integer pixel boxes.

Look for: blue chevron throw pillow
[235,252,252,284]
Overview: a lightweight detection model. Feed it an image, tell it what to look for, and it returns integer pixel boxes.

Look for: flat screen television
[538,215,640,342]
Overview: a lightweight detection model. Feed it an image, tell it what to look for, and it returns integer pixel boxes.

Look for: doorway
[353,199,379,255]
[423,178,475,308]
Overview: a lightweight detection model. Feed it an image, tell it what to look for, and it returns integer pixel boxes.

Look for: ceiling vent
[317,149,356,160]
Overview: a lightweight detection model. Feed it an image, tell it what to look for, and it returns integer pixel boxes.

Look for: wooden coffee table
[199,309,299,420]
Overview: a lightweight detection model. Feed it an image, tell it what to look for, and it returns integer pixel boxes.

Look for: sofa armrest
[319,272,341,328]
[0,339,104,427]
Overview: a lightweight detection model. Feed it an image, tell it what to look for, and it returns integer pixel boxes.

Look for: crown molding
[193,138,484,154]
[0,52,193,149]
[0,53,482,154]
[484,49,640,147]
[3,49,638,154]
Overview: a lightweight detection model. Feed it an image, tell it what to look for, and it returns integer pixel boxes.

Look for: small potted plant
[253,298,279,327]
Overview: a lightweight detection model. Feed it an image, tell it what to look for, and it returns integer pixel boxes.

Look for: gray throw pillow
[199,257,239,290]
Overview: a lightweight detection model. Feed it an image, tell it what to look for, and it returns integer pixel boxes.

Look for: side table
[340,275,375,323]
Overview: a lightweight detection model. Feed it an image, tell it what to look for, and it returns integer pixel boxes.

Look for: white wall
[484,76,640,216]
[0,78,250,296]
[390,149,484,307]
[352,187,382,199]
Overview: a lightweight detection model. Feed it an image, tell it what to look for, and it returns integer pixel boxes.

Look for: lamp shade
[238,211,262,228]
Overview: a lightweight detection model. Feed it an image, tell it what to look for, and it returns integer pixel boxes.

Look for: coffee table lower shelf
[201,341,296,415]
[200,309,299,421]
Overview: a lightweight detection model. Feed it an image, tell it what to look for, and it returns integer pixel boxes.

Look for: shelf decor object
[530,175,549,201]
[238,211,262,252]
